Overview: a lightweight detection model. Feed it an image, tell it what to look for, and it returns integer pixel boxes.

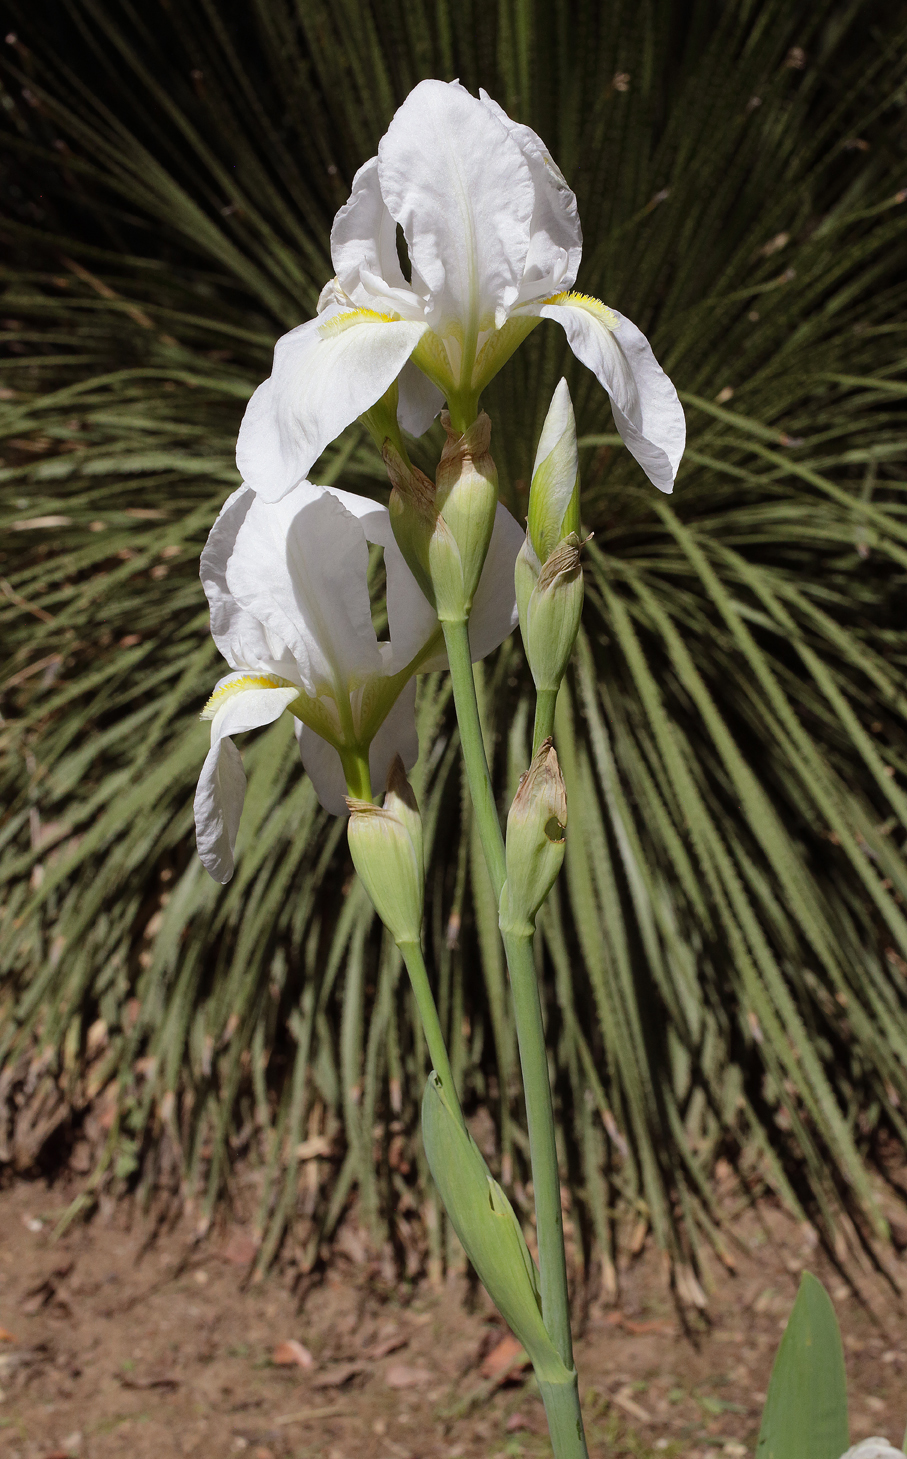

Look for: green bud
[346,757,424,945]
[527,379,581,564]
[433,410,498,613]
[499,740,567,937]
[385,412,498,624]
[515,532,585,694]
[421,1069,573,1386]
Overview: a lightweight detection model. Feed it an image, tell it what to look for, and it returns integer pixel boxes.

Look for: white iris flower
[194,479,522,882]
[236,78,685,502]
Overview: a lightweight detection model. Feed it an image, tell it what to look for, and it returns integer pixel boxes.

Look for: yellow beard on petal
[319,307,400,335]
[200,674,290,720]
[543,291,619,329]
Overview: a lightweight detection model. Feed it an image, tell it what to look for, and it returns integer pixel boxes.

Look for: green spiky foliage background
[2,0,907,1290]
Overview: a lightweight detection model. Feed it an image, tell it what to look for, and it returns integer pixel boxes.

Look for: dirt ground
[0,1174,904,1459]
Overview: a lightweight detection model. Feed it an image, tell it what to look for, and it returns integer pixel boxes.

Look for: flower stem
[537,1374,589,1459]
[398,939,462,1124]
[442,619,585,1457]
[501,925,575,1373]
[442,619,506,894]
[533,688,559,754]
[446,392,480,435]
[339,747,373,802]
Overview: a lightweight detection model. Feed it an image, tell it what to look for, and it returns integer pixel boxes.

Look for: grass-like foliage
[2,0,906,1288]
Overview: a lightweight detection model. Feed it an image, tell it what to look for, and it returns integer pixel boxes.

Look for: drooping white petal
[540,296,685,493]
[195,684,299,883]
[296,677,419,816]
[195,738,246,886]
[200,485,301,680]
[417,502,524,673]
[478,91,582,303]
[236,306,427,500]
[377,79,535,337]
[227,487,382,698]
[396,358,445,436]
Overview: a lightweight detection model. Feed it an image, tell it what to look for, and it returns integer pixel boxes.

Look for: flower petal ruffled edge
[195,685,299,884]
[538,295,685,493]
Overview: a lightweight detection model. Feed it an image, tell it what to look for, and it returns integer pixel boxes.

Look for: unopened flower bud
[347,757,424,945]
[383,439,439,608]
[433,411,498,613]
[516,381,586,695]
[422,1069,570,1386]
[386,411,498,624]
[499,740,567,936]
[515,532,585,694]
[527,378,581,565]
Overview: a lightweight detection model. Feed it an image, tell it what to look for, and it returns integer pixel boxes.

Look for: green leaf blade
[757,1272,849,1459]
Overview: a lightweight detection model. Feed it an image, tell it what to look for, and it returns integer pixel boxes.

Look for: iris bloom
[237,78,685,502]
[194,479,522,882]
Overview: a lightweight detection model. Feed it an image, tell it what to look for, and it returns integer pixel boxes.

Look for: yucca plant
[2,0,907,1293]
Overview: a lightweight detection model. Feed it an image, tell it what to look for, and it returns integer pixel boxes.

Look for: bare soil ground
[0,1174,904,1459]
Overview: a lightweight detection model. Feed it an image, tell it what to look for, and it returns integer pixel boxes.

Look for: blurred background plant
[1,0,906,1298]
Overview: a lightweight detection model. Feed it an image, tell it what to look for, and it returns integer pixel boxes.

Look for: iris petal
[236,307,426,499]
[377,79,535,340]
[539,294,685,493]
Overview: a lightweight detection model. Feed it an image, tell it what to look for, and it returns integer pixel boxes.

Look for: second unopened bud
[499,740,567,937]
[347,758,424,946]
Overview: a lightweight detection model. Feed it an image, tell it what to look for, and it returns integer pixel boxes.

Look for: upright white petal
[331,156,426,319]
[195,685,299,883]
[296,678,418,816]
[378,79,535,337]
[540,296,685,493]
[227,487,382,697]
[478,91,582,303]
[236,307,427,500]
